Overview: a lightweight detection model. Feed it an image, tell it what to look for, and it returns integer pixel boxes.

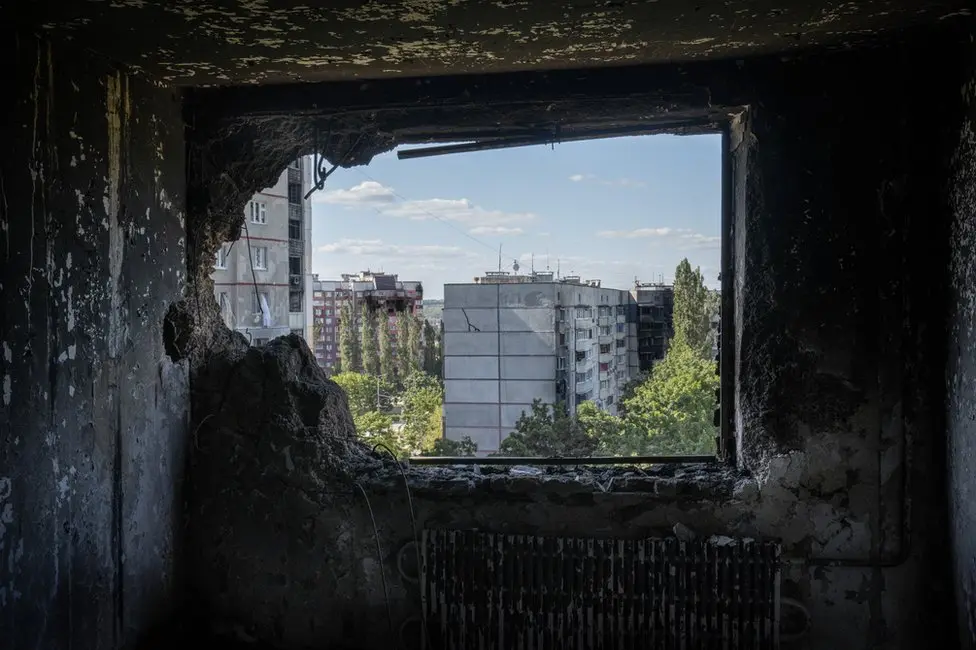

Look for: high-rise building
[442,271,641,455]
[311,271,423,372]
[212,159,313,345]
[631,282,675,372]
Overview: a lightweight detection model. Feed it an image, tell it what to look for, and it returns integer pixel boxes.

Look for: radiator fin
[422,530,780,650]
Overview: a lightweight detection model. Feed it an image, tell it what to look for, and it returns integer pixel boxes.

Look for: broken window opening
[311,128,730,465]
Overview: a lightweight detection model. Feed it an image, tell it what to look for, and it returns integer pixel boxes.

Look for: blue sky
[309,134,721,300]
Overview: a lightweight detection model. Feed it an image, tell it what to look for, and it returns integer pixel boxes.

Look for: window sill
[367,463,742,503]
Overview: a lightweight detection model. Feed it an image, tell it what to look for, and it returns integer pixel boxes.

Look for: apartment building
[442,271,638,455]
[212,159,313,344]
[631,282,675,372]
[311,271,423,371]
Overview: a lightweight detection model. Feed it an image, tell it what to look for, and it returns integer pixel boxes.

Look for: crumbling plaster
[22,0,973,85]
[0,31,189,650]
[177,26,961,650]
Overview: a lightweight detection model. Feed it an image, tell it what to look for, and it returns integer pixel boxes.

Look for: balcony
[615,327,627,339]
[289,238,303,256]
[288,203,303,221]
[598,334,613,345]
[617,313,627,323]
[598,316,612,327]
[575,337,593,351]
[599,352,613,364]
[575,378,593,393]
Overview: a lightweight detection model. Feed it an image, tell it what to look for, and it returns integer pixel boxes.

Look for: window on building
[288,220,302,240]
[326,318,333,325]
[289,256,302,275]
[214,245,228,269]
[289,291,302,313]
[253,246,268,270]
[600,379,610,390]
[253,338,269,346]
[557,357,566,369]
[600,344,612,354]
[252,291,269,315]
[288,182,303,204]
[599,363,610,372]
[249,200,267,224]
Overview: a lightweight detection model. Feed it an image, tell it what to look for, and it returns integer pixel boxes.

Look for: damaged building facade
[1,2,976,650]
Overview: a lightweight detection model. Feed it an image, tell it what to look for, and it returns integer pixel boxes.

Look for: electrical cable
[241,217,262,344]
[355,482,396,646]
[372,442,430,650]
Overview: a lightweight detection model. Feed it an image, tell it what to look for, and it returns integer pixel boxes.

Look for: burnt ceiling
[19,0,972,86]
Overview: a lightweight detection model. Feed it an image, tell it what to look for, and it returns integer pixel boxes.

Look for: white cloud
[316,180,536,228]
[317,238,475,259]
[597,227,719,250]
[383,197,534,227]
[313,180,396,205]
[469,225,524,235]
[569,173,645,188]
[537,232,551,238]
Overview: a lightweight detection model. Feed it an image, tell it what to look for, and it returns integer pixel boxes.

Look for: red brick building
[312,271,423,372]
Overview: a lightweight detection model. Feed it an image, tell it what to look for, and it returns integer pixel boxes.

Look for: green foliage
[621,341,718,455]
[399,372,443,456]
[422,435,478,457]
[338,302,360,373]
[331,371,392,418]
[395,312,413,379]
[422,319,442,379]
[406,314,422,376]
[495,400,599,457]
[360,304,379,376]
[673,258,711,357]
[353,410,399,451]
[378,313,396,384]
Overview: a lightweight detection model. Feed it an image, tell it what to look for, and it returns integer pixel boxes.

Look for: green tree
[398,372,443,455]
[353,410,399,451]
[331,371,389,417]
[378,312,396,384]
[421,435,478,457]
[396,312,412,379]
[673,258,711,357]
[338,302,360,373]
[360,304,380,376]
[621,340,718,455]
[495,400,599,457]
[406,314,422,376]
[422,319,441,378]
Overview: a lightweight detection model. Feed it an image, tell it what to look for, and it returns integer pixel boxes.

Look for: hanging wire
[372,442,429,648]
[355,482,396,645]
[303,129,365,200]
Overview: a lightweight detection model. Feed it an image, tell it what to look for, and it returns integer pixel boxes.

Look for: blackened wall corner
[0,29,189,650]
[948,14,976,650]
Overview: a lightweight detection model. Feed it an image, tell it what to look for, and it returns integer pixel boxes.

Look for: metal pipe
[406,455,718,466]
[397,119,718,161]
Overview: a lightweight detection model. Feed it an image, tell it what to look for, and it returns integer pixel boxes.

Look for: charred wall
[948,14,976,650]
[180,26,963,650]
[0,31,189,650]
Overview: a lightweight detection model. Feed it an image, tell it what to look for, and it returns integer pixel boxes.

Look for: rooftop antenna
[498,244,502,273]
[531,253,535,274]
[556,258,561,279]
[546,249,550,271]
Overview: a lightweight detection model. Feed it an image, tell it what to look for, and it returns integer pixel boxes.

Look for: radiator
[421,530,781,650]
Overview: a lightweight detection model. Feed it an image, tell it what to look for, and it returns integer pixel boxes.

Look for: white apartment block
[212,158,313,345]
[442,272,639,455]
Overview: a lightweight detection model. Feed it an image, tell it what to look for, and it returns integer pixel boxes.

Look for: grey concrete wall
[0,31,188,650]
[948,16,976,650]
